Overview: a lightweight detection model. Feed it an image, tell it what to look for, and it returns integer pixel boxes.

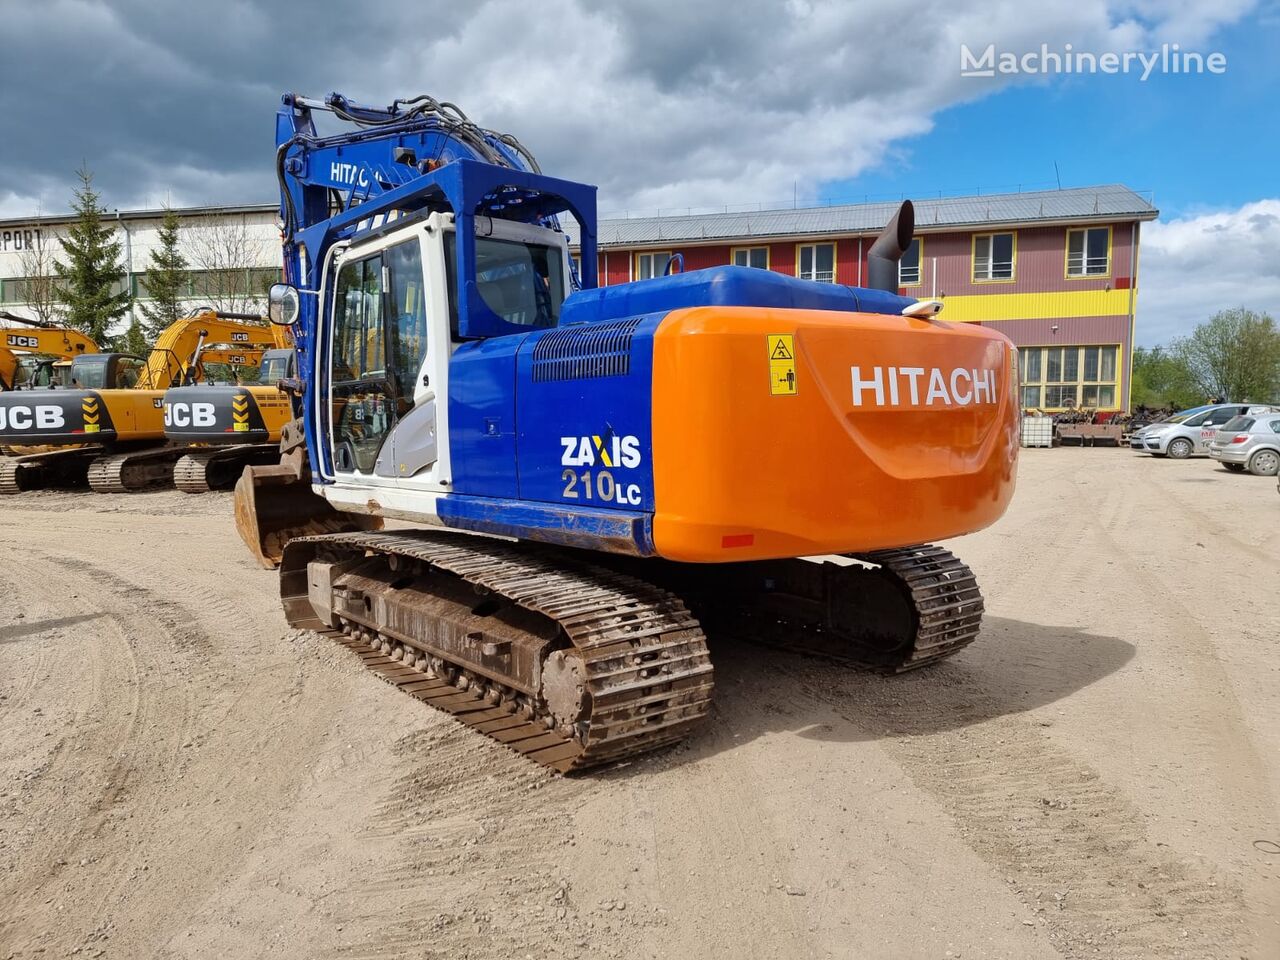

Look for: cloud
[1137,198,1280,344]
[0,0,1257,217]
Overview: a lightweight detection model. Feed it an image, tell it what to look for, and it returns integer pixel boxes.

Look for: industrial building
[0,183,1156,411]
[0,203,279,321]
[574,184,1158,412]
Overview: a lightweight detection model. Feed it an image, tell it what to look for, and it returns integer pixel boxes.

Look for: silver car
[1130,403,1277,459]
[1208,414,1280,476]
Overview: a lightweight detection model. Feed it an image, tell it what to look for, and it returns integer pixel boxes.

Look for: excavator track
[844,545,985,670]
[0,447,100,494]
[281,530,715,773]
[0,457,23,494]
[609,544,984,674]
[87,447,193,493]
[174,444,281,494]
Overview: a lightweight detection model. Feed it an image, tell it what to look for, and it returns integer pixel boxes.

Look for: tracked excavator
[0,310,286,492]
[0,312,99,391]
[163,345,297,492]
[233,92,1019,772]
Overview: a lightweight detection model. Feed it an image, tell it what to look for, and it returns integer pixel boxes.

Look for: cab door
[326,234,436,482]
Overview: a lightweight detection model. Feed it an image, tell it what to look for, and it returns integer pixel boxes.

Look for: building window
[635,251,670,280]
[796,242,835,283]
[732,246,769,270]
[1019,344,1119,409]
[973,232,1015,281]
[1067,227,1111,277]
[899,238,922,286]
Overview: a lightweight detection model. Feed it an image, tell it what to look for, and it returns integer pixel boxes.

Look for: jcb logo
[0,405,65,430]
[231,332,250,343]
[5,334,38,348]
[164,402,216,427]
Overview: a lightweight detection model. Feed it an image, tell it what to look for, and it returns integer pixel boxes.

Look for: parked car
[1129,403,1279,459]
[1207,414,1280,476]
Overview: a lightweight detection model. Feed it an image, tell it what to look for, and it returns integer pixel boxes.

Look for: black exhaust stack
[866,200,914,293]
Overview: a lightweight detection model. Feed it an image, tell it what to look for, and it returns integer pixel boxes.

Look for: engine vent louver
[531,317,644,382]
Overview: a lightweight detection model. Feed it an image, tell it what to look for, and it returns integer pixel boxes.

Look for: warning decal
[767,334,797,396]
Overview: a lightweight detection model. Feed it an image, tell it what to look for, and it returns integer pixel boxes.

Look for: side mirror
[268,283,300,326]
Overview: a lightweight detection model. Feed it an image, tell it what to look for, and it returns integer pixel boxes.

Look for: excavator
[234,92,1019,772]
[0,309,287,492]
[163,343,297,492]
[0,312,99,391]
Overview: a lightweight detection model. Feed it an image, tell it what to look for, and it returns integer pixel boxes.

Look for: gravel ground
[0,449,1276,960]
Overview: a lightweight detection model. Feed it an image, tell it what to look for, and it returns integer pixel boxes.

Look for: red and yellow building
[573,185,1157,412]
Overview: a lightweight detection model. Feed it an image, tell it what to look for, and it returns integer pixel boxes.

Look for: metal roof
[570,184,1157,249]
[0,202,277,229]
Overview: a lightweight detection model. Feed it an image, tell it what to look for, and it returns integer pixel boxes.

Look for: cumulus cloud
[0,0,1257,216]
[1137,199,1280,344]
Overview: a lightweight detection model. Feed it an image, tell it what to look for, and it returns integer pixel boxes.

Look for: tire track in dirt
[0,544,210,956]
[323,724,590,960]
[0,517,320,957]
[794,657,1247,960]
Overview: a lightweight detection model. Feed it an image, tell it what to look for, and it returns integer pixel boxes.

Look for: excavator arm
[145,312,283,388]
[0,327,99,389]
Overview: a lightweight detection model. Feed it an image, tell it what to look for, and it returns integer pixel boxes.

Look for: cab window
[444,234,565,338]
[333,255,384,382]
[73,360,106,389]
[384,238,428,407]
[331,253,389,474]
[1184,412,1210,427]
[114,357,146,389]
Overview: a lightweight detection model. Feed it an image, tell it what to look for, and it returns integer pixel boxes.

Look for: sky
[0,0,1277,345]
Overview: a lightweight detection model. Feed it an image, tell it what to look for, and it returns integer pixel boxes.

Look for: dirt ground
[0,449,1277,960]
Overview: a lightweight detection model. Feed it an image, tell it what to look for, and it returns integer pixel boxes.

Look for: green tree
[139,205,188,344]
[1130,345,1201,410]
[113,317,151,357]
[53,165,132,344]
[1172,308,1280,403]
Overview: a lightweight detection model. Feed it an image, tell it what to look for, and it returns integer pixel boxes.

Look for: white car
[1130,403,1278,459]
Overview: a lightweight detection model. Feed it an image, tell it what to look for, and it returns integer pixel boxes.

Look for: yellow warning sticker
[766,334,797,396]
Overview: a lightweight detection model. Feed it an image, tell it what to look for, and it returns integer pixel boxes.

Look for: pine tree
[53,165,132,344]
[140,205,188,344]
[114,317,151,357]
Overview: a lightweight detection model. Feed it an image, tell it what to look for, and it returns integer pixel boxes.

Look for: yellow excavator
[0,310,289,493]
[0,312,99,391]
[163,342,297,492]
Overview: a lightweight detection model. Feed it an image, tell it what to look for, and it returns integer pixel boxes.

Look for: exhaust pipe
[866,200,915,293]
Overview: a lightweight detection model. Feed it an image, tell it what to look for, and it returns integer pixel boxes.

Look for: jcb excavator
[0,310,287,492]
[0,312,98,391]
[163,344,297,492]
[234,92,1018,772]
